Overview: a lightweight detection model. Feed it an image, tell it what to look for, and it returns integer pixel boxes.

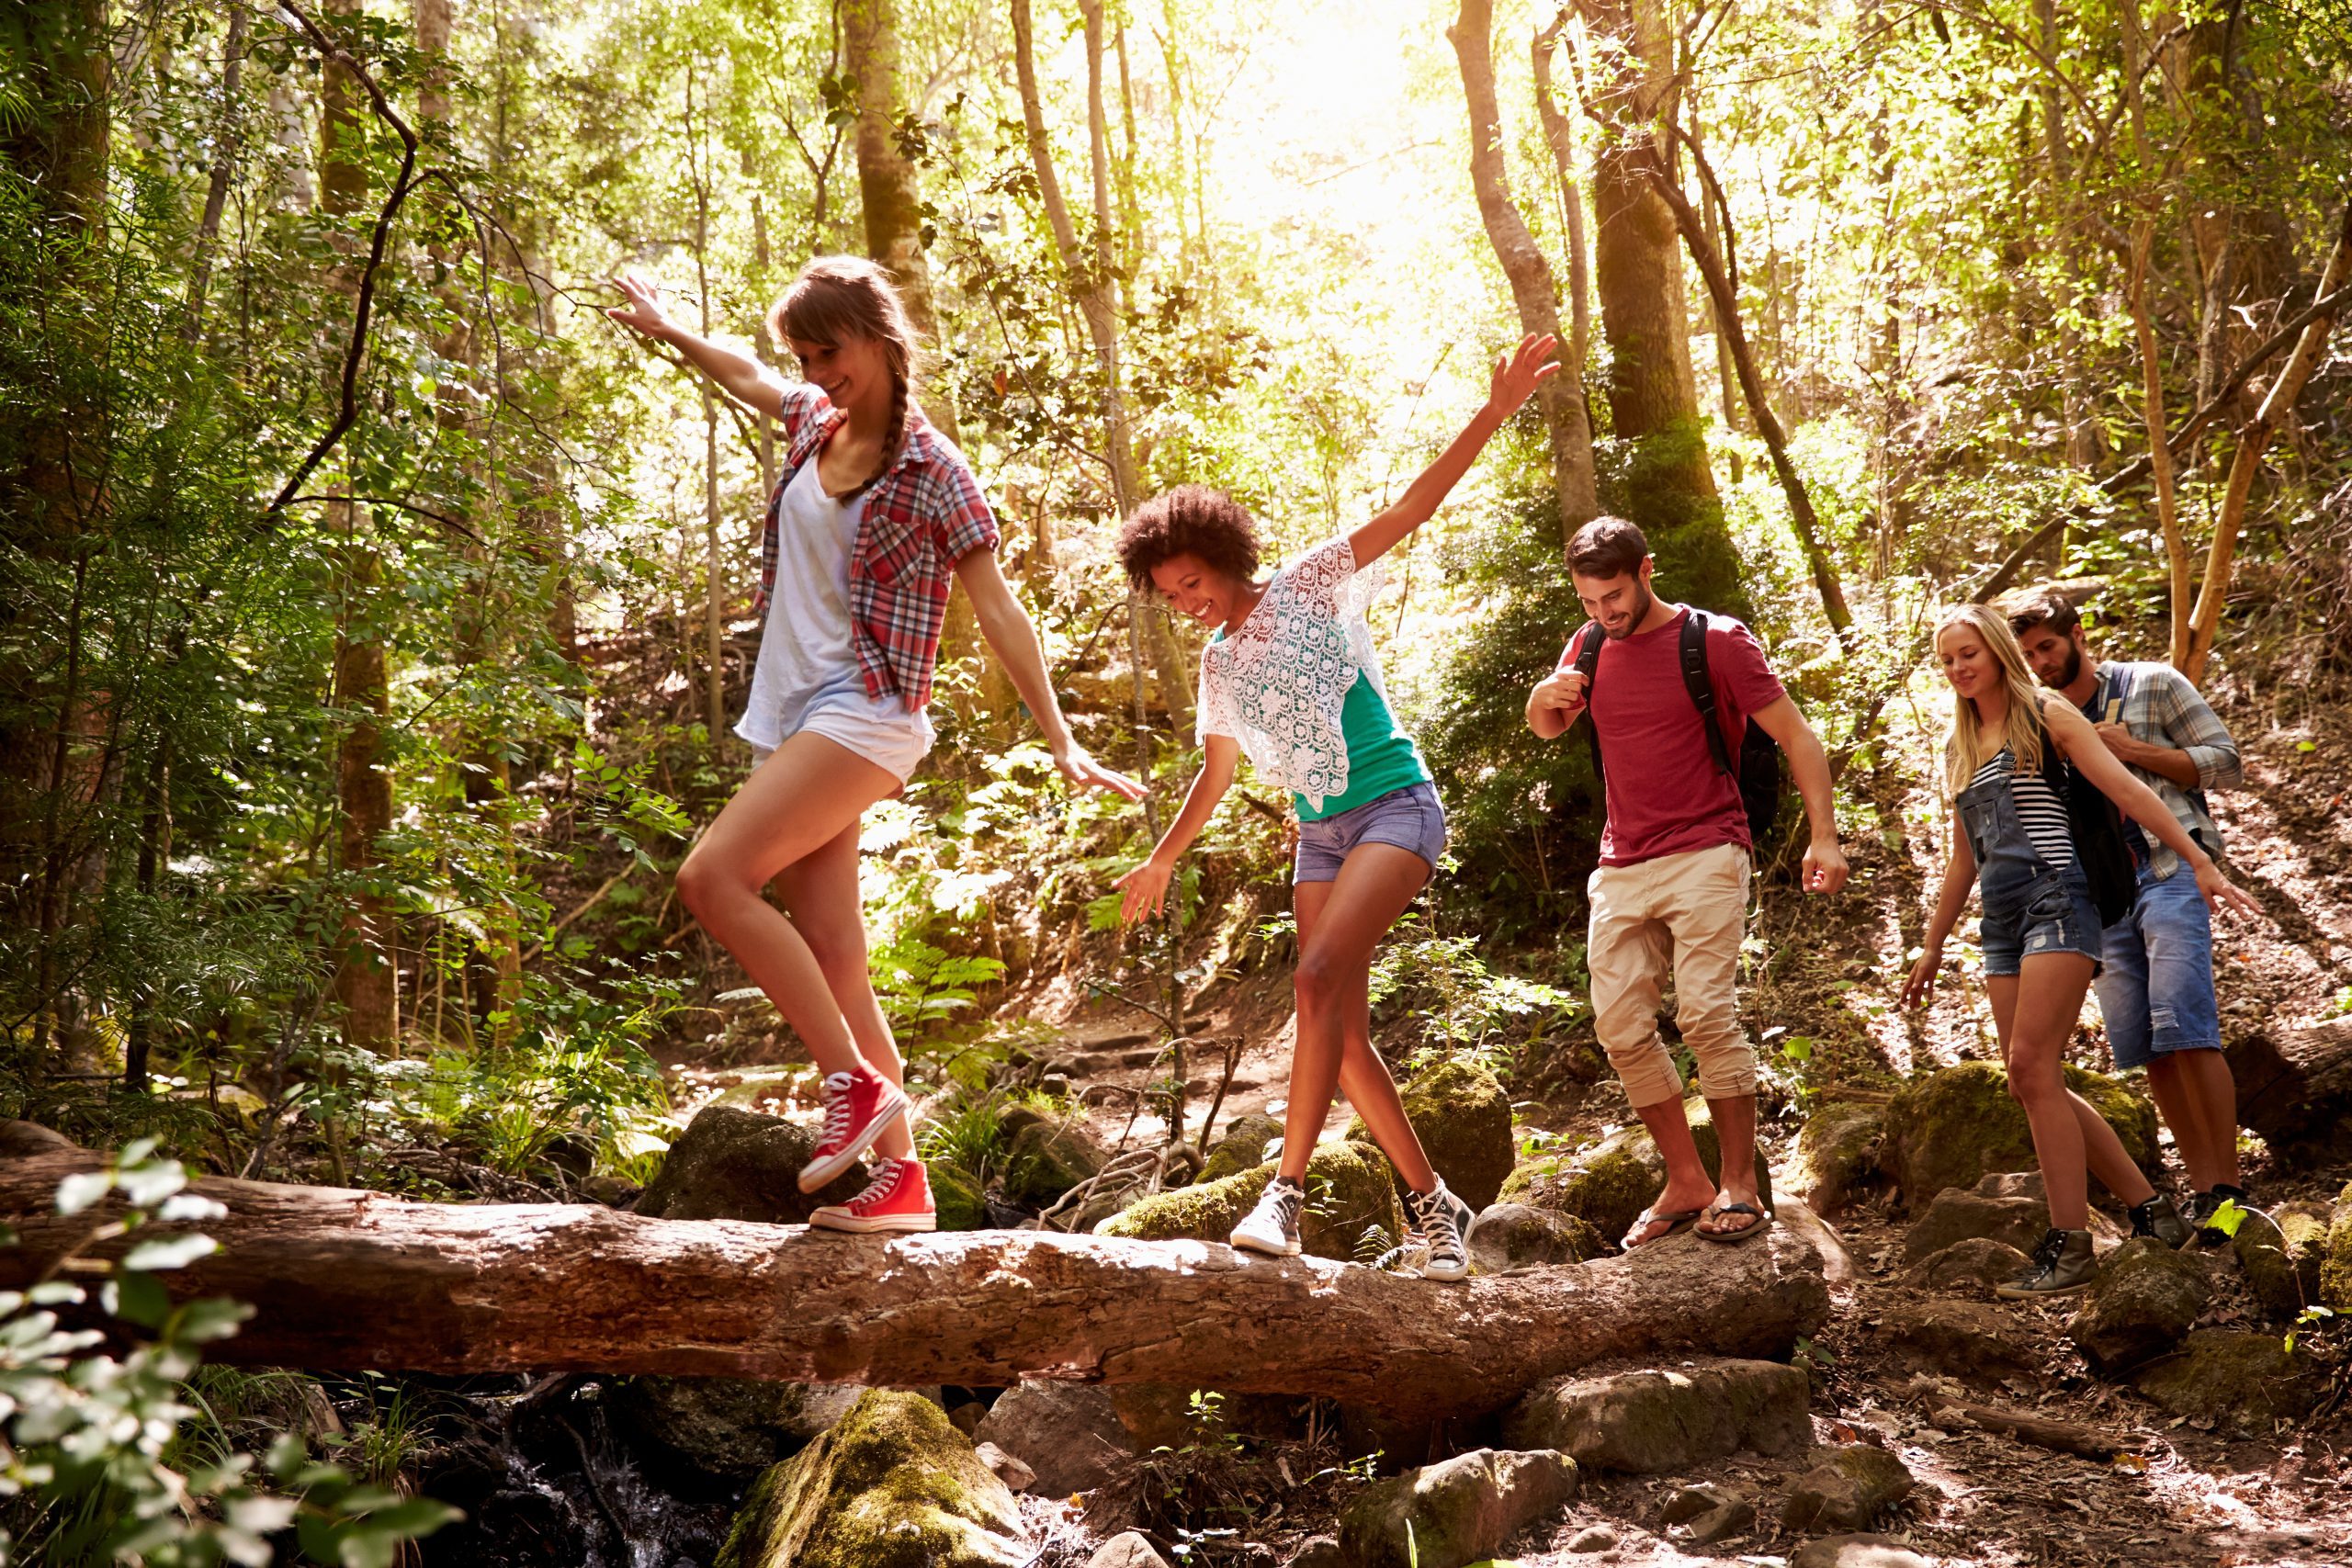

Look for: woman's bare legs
[1989,954,2158,1232]
[675,734,906,1139]
[770,817,915,1161]
[1280,844,1439,1193]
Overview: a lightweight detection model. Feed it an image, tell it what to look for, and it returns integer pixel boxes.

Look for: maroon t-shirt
[1563,606,1787,867]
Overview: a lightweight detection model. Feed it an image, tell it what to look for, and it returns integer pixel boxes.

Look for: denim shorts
[1294,781,1447,885]
[1980,863,2105,977]
[2096,863,2222,1068]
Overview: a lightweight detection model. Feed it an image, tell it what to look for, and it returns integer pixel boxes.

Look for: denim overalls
[1955,750,2105,976]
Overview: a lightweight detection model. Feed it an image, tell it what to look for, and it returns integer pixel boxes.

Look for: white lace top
[1197,537,1394,811]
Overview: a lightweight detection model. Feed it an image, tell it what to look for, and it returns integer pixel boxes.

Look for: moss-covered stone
[1778,1445,1915,1532]
[930,1163,989,1233]
[1785,1102,1883,1215]
[1502,1360,1811,1474]
[1881,1062,2155,1208]
[1498,1097,1772,1247]
[636,1105,865,1223]
[1344,1056,1515,1211]
[2235,1200,2330,1321]
[2065,1238,2211,1373]
[1464,1202,1610,1274]
[612,1376,862,1482]
[997,1109,1103,1210]
[1095,1140,1407,1262]
[2130,1330,2326,1429]
[2321,1180,2352,1311]
[716,1389,1024,1568]
[1337,1448,1579,1568]
[1197,1111,1283,1186]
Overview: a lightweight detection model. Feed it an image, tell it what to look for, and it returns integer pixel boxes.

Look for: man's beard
[1605,583,1656,640]
[2045,646,2083,688]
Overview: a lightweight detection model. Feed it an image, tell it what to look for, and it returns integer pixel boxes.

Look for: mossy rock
[1497,1096,1771,1247]
[2130,1330,2326,1429]
[1785,1102,1883,1215]
[930,1163,989,1233]
[1344,1055,1515,1211]
[2234,1200,2330,1321]
[2064,1238,2211,1373]
[1198,1111,1284,1185]
[1881,1061,2154,1208]
[1096,1140,1407,1262]
[2321,1180,2352,1311]
[612,1376,863,1483]
[997,1109,1103,1210]
[717,1389,1024,1568]
[637,1105,865,1223]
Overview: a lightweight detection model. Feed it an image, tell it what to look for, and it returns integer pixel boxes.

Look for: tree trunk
[183,7,248,332]
[1,0,110,234]
[0,1153,1831,1422]
[1530,17,1592,404]
[2224,1016,2352,1155]
[1447,0,1600,540]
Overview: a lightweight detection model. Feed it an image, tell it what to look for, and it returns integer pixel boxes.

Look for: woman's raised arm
[606,273,792,422]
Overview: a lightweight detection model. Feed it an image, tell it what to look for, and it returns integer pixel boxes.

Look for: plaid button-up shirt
[756,384,1000,711]
[2082,660,2242,881]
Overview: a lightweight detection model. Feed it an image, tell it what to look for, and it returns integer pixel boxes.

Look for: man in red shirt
[1526,518,1849,1246]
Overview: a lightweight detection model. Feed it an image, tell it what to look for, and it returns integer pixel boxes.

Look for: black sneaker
[2189,1185,2250,1248]
[1996,1227,2098,1299]
[2129,1193,2192,1249]
[1405,1179,1476,1282]
[1230,1176,1305,1258]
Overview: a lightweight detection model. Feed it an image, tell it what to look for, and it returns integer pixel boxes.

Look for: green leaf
[107,1269,173,1329]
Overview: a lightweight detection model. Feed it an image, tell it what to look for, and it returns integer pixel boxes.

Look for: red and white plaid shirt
[756,384,1001,711]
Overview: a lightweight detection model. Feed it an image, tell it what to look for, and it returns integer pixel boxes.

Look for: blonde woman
[1900,605,2259,1297]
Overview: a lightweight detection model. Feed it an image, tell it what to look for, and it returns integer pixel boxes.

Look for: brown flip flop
[1697,1201,1774,1244]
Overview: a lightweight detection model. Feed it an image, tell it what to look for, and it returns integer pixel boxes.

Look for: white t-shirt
[737,461,932,773]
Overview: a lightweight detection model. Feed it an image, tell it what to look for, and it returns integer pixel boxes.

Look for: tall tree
[1447,0,1600,541]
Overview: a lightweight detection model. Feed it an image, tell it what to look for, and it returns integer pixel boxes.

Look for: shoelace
[845,1156,902,1210]
[817,1071,856,1148]
[2029,1230,2068,1273]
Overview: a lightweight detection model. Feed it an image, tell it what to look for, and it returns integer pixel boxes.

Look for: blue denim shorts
[1294,781,1447,885]
[1980,864,2105,977]
[2096,863,2222,1068]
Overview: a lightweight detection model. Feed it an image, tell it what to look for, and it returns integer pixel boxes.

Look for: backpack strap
[1570,621,1607,795]
[1678,610,1737,779]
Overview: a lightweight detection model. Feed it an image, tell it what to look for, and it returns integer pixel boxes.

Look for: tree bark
[2222,1016,2352,1154]
[1530,16,1592,402]
[1447,0,1600,539]
[0,1154,1830,1422]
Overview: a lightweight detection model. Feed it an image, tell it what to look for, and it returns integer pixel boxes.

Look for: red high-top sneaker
[799,1066,910,1193]
[810,1156,936,1235]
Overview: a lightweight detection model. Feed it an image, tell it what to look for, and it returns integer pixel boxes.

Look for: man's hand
[1531,667,1588,718]
[1802,836,1849,895]
[2094,721,2139,763]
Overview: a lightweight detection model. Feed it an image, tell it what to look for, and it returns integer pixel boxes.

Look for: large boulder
[612,1376,864,1483]
[1881,1062,2154,1208]
[1878,1299,2035,1381]
[1779,1445,1915,1532]
[998,1106,1105,1210]
[2234,1201,2331,1321]
[2065,1238,2211,1373]
[717,1390,1025,1568]
[637,1106,865,1223]
[1900,1188,2052,1265]
[1096,1139,1406,1263]
[1336,1448,1578,1568]
[1784,1102,1884,1216]
[1345,1056,1516,1211]
[1902,1237,2031,1294]
[1465,1202,1610,1275]
[1501,1359,1812,1474]
[1198,1111,1284,1185]
[971,1382,1135,1498]
[1498,1096,1773,1247]
[2131,1330,2327,1430]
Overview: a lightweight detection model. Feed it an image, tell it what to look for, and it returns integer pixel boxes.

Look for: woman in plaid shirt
[610,258,1143,1235]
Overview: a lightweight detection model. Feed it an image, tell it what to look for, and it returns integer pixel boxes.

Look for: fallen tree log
[0,1152,1829,1420]
[2226,1016,2352,1153]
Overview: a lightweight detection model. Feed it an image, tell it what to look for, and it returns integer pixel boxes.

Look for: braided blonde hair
[770,255,919,495]
[1937,603,2051,797]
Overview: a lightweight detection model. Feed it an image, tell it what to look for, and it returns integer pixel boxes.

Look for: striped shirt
[2080,661,2240,882]
[1969,748,2075,868]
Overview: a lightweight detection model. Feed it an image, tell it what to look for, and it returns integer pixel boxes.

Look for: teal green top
[1294,673,1431,821]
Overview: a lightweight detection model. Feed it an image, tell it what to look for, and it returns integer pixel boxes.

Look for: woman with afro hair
[1113,333,1558,1280]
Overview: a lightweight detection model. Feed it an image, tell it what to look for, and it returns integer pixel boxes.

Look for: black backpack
[2028,698,2138,929]
[1569,610,1784,848]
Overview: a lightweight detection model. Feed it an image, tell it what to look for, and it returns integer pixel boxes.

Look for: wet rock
[1097,1139,1406,1263]
[1498,1095,1773,1246]
[1779,1444,1915,1531]
[1336,1447,1578,1568]
[1901,1236,2031,1293]
[1786,1102,1883,1215]
[1087,1534,1170,1568]
[635,1105,865,1223]
[2131,1329,2327,1429]
[974,1441,1034,1492]
[1199,1111,1285,1184]
[1465,1202,1609,1274]
[611,1376,864,1483]
[717,1389,1024,1567]
[1662,1481,1755,1543]
[1879,1299,2035,1380]
[1564,1522,1618,1552]
[1346,1056,1516,1210]
[1789,1537,1935,1568]
[998,1107,1105,1210]
[1881,1061,2154,1208]
[1501,1359,1812,1474]
[2235,1200,2331,1321]
[2321,1179,2352,1310]
[2065,1237,2211,1373]
[971,1382,1134,1497]
[1900,1189,2051,1264]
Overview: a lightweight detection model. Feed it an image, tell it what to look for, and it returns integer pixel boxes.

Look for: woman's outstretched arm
[606,273,791,421]
[2045,701,2262,919]
[1347,333,1558,568]
[955,547,1146,799]
[1114,734,1242,923]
